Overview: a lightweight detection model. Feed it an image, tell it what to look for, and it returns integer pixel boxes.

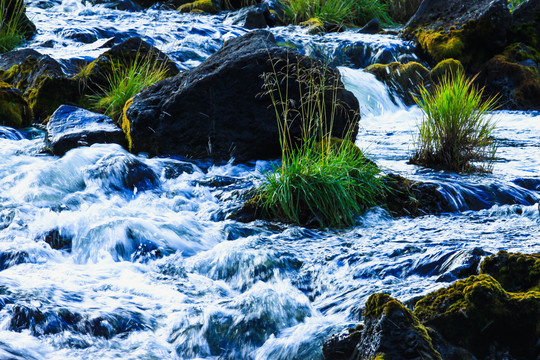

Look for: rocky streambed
[0,0,538,359]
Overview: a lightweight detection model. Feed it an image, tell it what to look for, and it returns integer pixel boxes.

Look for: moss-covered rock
[353,293,442,360]
[364,61,430,105]
[480,250,540,292]
[413,274,540,359]
[429,58,464,83]
[479,45,540,110]
[177,0,220,13]
[0,81,31,128]
[0,49,82,121]
[404,0,511,68]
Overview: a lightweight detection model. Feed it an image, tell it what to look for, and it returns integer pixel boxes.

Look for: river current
[0,1,538,359]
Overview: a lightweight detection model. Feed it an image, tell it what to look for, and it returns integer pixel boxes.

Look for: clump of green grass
[280,0,391,26]
[410,71,498,173]
[86,55,169,123]
[257,58,383,228]
[0,0,26,53]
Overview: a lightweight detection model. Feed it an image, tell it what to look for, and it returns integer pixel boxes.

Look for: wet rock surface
[45,105,126,156]
[124,30,360,162]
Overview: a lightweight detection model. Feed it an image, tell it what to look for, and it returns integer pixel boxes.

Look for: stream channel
[0,0,539,358]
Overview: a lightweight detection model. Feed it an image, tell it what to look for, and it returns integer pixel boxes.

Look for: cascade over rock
[124,30,360,162]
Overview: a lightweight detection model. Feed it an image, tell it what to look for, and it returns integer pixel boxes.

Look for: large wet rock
[45,105,126,156]
[124,30,360,162]
[0,81,32,128]
[414,274,540,359]
[404,0,511,68]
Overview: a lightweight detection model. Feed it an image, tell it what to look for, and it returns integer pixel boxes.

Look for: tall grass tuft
[0,0,26,53]
[410,71,498,173]
[280,0,391,26]
[257,58,383,228]
[86,54,169,123]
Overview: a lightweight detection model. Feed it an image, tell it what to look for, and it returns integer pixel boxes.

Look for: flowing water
[0,1,538,359]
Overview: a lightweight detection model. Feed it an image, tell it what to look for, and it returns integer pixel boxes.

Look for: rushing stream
[0,0,538,359]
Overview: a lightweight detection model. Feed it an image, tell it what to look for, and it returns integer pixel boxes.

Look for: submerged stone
[45,105,126,156]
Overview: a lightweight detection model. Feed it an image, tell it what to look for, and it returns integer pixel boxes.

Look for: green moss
[413,274,540,358]
[299,17,324,35]
[27,76,81,121]
[178,0,219,14]
[417,29,465,63]
[480,250,540,292]
[0,80,32,128]
[121,97,133,151]
[364,293,392,318]
[430,58,464,83]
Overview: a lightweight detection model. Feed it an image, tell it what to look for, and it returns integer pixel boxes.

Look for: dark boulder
[124,30,360,162]
[353,293,442,360]
[322,326,362,360]
[358,18,382,34]
[45,105,126,156]
[404,0,511,68]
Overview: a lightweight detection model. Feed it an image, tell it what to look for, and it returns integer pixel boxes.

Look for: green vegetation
[280,0,391,26]
[410,71,498,173]
[508,0,525,11]
[86,55,168,124]
[0,0,26,53]
[257,61,383,228]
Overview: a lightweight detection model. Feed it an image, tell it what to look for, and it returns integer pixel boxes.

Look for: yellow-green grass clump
[256,63,383,228]
[0,0,26,53]
[410,70,498,173]
[280,0,391,27]
[86,55,169,125]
